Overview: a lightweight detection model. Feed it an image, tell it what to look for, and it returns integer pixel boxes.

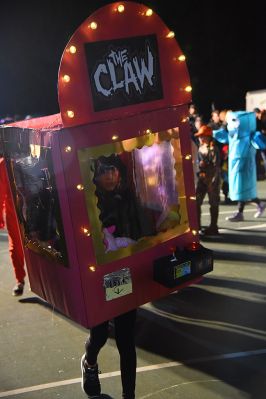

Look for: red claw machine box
[0,1,213,328]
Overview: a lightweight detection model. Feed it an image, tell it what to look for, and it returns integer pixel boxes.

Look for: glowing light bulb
[89,22,97,29]
[185,154,192,160]
[181,117,187,123]
[64,146,72,153]
[186,241,201,251]
[191,230,198,236]
[112,135,119,140]
[67,110,75,118]
[117,4,125,12]
[69,46,76,54]
[178,55,186,61]
[76,184,84,191]
[145,129,152,134]
[189,196,196,200]
[185,86,192,92]
[166,31,175,39]
[89,266,96,272]
[82,227,91,236]
[145,9,153,16]
[62,74,70,83]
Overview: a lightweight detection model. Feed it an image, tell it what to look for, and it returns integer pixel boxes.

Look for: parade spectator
[208,110,230,203]
[208,110,222,130]
[189,112,202,185]
[188,103,199,136]
[254,107,266,178]
[0,157,26,295]
[213,111,266,221]
[195,125,221,235]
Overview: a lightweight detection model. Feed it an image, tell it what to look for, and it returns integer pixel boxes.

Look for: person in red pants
[0,157,26,296]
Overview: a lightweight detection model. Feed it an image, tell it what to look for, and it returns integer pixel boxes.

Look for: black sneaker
[202,226,219,236]
[81,354,101,397]
[12,282,25,296]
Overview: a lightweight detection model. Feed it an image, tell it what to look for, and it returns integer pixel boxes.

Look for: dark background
[0,0,265,121]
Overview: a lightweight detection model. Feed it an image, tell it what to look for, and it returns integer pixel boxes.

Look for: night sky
[0,0,265,121]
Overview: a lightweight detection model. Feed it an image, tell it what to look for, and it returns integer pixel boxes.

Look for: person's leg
[114,309,137,399]
[82,321,109,396]
[204,178,220,235]
[85,321,109,365]
[5,211,25,295]
[226,201,245,222]
[252,197,266,218]
[195,179,207,231]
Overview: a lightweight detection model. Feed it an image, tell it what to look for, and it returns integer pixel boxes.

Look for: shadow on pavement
[134,284,266,399]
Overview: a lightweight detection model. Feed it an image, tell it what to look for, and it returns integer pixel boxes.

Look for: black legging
[85,309,137,399]
[238,198,260,212]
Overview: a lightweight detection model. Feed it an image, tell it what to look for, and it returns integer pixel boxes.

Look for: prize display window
[78,128,189,264]
[6,140,68,264]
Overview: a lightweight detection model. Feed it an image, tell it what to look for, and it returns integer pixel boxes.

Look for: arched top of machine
[58,1,191,128]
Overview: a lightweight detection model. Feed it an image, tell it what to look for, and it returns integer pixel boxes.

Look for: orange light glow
[69,46,77,54]
[67,110,75,118]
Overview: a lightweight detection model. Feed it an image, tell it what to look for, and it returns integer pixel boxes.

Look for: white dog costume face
[226,111,240,131]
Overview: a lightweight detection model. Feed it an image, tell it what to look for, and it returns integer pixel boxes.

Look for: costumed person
[81,154,143,399]
[195,125,221,235]
[213,111,266,221]
[0,157,26,296]
[220,144,230,204]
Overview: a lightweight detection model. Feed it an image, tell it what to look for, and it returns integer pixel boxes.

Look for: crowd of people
[188,104,266,236]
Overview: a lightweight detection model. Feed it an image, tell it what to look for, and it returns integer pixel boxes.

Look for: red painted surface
[2,2,202,328]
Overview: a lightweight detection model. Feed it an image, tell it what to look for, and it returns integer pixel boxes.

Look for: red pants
[0,158,25,283]
[6,209,26,283]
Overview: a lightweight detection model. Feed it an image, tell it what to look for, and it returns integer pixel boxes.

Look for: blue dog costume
[213,111,266,220]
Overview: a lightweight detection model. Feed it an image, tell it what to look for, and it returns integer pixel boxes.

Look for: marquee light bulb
[178,55,186,61]
[185,154,192,160]
[62,74,70,83]
[64,146,72,153]
[69,45,77,54]
[191,229,198,236]
[185,86,192,92]
[67,110,75,118]
[112,135,119,140]
[89,21,97,29]
[189,196,196,200]
[145,9,153,16]
[82,227,91,236]
[166,31,175,39]
[89,266,96,272]
[76,184,84,191]
[117,4,125,12]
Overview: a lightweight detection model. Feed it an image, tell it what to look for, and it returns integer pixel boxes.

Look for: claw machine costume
[0,2,213,328]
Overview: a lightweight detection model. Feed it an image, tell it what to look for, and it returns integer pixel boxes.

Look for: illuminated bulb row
[63,6,190,121]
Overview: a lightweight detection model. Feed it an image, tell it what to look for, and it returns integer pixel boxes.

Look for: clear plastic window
[78,129,188,264]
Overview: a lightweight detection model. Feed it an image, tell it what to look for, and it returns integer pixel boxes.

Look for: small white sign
[103,268,133,301]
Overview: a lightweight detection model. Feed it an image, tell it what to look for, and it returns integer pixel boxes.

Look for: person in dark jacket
[195,125,221,235]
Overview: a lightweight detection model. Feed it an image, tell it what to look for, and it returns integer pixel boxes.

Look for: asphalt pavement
[0,181,266,399]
